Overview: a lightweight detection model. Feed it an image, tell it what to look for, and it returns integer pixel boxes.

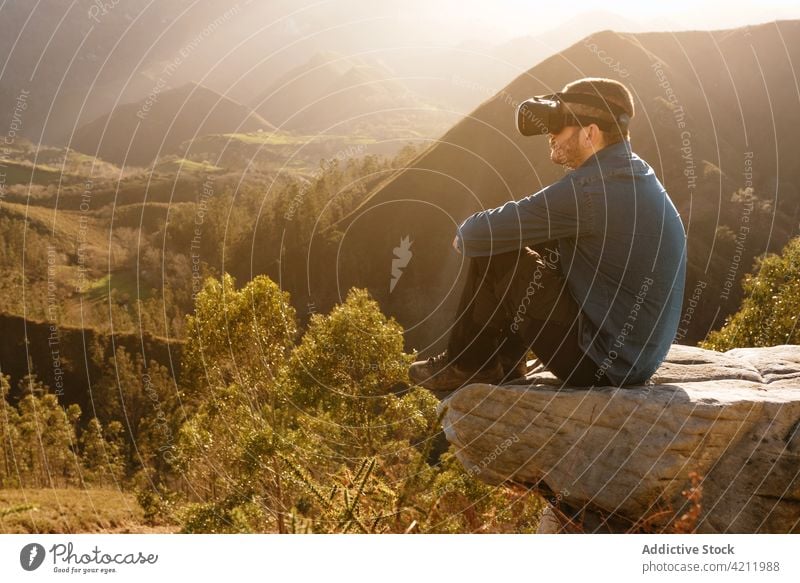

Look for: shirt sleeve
[455,175,594,257]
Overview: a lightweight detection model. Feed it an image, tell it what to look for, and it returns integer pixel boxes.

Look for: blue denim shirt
[455,140,686,385]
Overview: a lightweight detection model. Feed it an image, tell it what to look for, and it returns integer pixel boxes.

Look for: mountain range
[71,82,274,166]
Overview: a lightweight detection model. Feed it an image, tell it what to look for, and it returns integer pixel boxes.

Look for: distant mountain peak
[72,82,273,166]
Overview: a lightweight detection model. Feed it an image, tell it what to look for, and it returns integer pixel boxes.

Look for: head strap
[539,92,629,132]
[555,92,629,118]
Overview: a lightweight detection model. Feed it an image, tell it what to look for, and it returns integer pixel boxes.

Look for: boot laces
[427,351,450,366]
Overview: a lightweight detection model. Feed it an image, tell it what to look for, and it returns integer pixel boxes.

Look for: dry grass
[0,488,177,534]
[1,202,108,251]
[671,471,703,533]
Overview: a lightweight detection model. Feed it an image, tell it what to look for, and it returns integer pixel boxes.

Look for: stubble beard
[549,130,582,170]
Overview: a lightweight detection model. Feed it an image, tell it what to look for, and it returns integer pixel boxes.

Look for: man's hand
[452,236,461,254]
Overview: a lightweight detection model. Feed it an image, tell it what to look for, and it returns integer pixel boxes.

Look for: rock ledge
[438,345,800,533]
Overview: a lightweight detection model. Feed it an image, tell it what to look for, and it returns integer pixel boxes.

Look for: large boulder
[437,344,800,533]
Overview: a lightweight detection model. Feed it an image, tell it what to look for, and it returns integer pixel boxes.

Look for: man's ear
[587,124,604,148]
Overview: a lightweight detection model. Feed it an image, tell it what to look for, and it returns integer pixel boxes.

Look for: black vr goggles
[516,92,631,136]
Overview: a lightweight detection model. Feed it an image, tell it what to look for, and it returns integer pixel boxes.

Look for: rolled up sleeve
[455,176,594,257]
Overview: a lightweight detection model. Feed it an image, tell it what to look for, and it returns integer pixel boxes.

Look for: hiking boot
[408,351,504,394]
[499,355,529,382]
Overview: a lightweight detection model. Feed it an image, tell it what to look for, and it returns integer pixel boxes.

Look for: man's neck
[567,147,603,170]
[575,140,629,169]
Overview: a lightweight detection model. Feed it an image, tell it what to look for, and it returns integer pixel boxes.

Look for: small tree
[0,375,21,487]
[183,274,297,397]
[81,418,126,486]
[93,346,177,479]
[176,274,301,533]
[288,288,413,455]
[1,373,123,489]
[14,377,80,488]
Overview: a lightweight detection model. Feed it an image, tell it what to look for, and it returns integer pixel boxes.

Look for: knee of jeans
[490,248,537,278]
[469,250,523,282]
[469,254,493,273]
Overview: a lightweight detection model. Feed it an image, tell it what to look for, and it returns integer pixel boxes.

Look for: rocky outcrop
[437,345,800,533]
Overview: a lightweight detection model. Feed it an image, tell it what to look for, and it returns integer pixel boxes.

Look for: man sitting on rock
[409,77,686,394]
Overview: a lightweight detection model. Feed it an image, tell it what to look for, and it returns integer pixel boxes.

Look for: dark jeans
[446,243,608,387]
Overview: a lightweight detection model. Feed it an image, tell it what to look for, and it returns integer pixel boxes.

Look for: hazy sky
[509,0,798,33]
[376,0,800,42]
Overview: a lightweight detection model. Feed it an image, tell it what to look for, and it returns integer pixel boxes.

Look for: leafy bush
[169,274,544,533]
[702,236,800,350]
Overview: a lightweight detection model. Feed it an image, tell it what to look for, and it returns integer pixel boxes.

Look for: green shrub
[702,237,800,350]
[171,275,544,533]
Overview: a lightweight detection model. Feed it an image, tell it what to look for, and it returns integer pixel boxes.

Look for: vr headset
[516,92,631,136]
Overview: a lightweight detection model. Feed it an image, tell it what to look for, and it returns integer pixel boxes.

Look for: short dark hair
[562,77,634,144]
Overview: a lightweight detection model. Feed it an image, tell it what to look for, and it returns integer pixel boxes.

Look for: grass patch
[154,157,223,174]
[0,160,82,185]
[222,131,376,146]
[0,202,108,250]
[0,488,176,533]
[84,271,151,302]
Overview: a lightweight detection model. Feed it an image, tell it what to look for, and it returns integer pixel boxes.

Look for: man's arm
[454,176,594,257]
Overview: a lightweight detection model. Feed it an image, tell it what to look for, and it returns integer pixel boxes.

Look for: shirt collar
[577,139,632,170]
